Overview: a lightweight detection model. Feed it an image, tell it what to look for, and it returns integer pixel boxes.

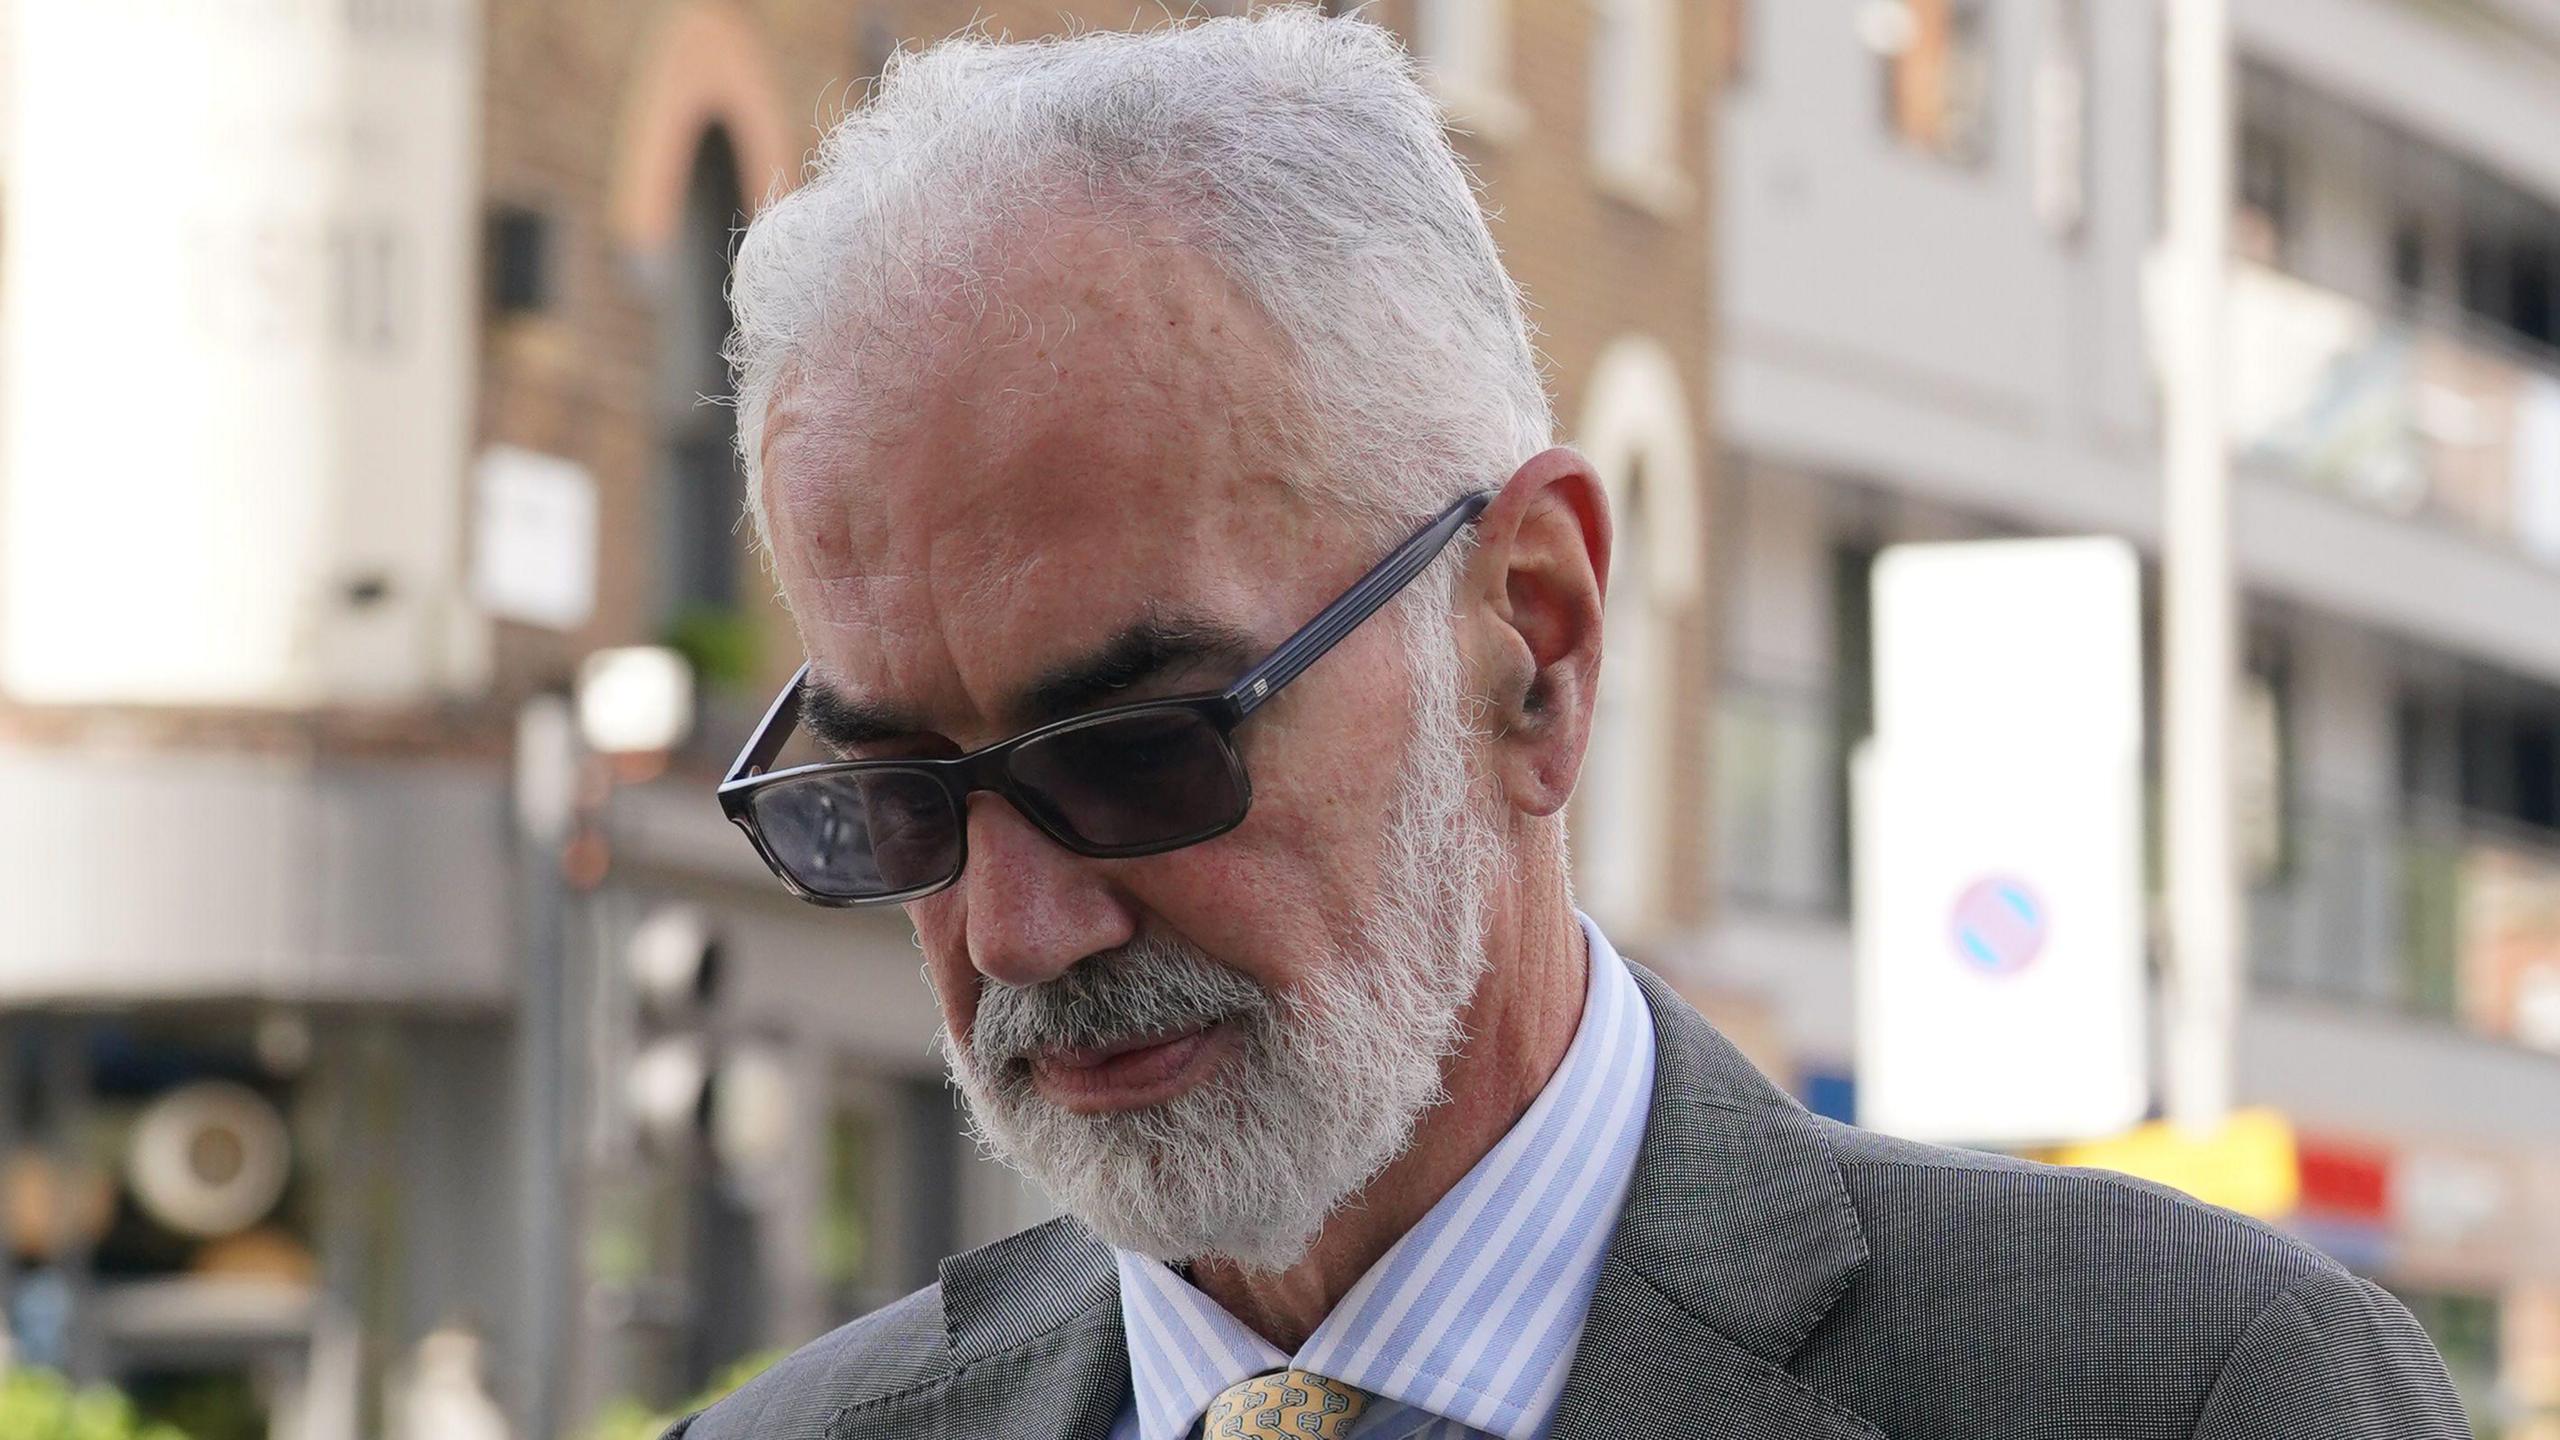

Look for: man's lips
[1026,1021,1234,1114]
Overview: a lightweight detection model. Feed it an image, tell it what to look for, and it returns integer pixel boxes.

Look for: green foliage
[580,1395,678,1440]
[0,1369,192,1440]
[662,603,762,695]
[579,1350,784,1440]
[819,1106,876,1288]
[125,1374,259,1440]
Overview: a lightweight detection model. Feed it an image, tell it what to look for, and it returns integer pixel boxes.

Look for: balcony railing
[2253,802,2560,1051]
[2227,259,2560,569]
[2249,804,2422,1012]
[1708,685,2560,1049]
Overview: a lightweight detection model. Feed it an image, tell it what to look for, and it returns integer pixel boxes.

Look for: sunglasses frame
[718,488,1495,907]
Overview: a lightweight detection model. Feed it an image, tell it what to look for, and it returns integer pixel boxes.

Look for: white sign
[473,447,598,631]
[2,0,482,705]
[1854,539,2147,1145]
[1870,538,2144,765]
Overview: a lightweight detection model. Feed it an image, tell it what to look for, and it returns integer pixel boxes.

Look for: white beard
[939,594,1504,1270]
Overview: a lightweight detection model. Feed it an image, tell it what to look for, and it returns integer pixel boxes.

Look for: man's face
[759,220,1503,1266]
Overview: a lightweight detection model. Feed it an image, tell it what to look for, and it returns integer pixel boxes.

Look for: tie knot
[1202,1368,1371,1438]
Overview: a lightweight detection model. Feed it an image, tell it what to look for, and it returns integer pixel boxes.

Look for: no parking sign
[1853,540,2148,1146]
[1949,876,2048,976]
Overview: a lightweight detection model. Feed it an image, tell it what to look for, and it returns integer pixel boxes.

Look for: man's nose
[955,791,1134,988]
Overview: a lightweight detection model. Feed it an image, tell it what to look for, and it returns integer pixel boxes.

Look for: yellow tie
[1201,1368,1371,1439]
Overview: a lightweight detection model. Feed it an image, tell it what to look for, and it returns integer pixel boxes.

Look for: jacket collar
[1547,963,1879,1439]
[932,961,1878,1440]
[937,1217,1128,1439]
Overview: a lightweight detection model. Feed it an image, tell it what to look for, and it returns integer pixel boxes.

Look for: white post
[2161,0,2238,1137]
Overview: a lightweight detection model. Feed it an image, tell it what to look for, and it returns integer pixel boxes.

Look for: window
[2390,214,2429,306]
[1867,0,1993,165]
[2237,645,2291,888]
[2450,692,2560,838]
[1414,0,1523,138]
[2451,168,2552,342]
[2236,119,2293,267]
[2392,677,2560,1028]
[1827,541,1878,911]
[485,204,551,316]
[657,129,760,689]
[2519,713,2559,831]
[2030,0,2088,239]
[2447,170,2508,335]
[2459,703,2512,819]
[2514,219,2558,350]
[1589,0,1680,189]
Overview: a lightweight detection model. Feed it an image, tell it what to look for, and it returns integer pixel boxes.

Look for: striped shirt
[1107,914,1656,1440]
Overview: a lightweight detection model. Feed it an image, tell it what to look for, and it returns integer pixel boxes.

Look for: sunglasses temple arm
[1225,490,1492,719]
[727,662,811,784]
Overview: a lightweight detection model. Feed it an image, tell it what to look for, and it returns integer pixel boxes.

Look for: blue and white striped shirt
[1106,914,1656,1440]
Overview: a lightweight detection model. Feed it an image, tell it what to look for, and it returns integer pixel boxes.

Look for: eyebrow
[798,681,923,753]
[801,610,1259,753]
[1019,611,1259,723]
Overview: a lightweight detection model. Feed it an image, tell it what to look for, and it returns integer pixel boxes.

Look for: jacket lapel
[935,1217,1130,1440]
[1551,964,1884,1440]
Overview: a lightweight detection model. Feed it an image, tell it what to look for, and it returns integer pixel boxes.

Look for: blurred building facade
[0,2,1721,1436]
[1704,0,2560,1431]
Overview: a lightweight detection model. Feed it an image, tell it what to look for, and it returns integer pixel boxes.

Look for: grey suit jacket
[671,964,2466,1438]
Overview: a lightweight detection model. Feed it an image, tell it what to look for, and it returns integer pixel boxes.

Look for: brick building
[0,3,1727,1434]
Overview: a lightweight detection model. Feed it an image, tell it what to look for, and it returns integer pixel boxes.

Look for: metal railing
[2248,803,2432,1014]
[1708,693,2560,1051]
[2226,260,2560,569]
[2251,801,2560,1049]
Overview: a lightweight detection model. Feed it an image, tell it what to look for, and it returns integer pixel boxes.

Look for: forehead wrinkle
[772,208,1314,543]
[768,211,1337,747]
[898,210,1281,445]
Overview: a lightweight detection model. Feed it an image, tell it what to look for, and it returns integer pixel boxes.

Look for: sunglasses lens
[746,767,961,900]
[1007,707,1247,851]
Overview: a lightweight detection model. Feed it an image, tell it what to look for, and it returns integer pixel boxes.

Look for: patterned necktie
[1201,1368,1371,1439]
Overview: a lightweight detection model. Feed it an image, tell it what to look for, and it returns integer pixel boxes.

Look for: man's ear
[1463,447,1610,819]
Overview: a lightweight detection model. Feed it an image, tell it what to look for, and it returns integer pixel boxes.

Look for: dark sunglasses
[718,490,1494,906]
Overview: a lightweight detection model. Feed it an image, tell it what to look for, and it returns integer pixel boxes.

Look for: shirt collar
[1115,914,1657,1440]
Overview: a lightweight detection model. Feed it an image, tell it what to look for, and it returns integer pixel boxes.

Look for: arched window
[657,129,753,664]
[1589,0,1676,176]
[1571,338,1704,937]
[1581,455,1670,928]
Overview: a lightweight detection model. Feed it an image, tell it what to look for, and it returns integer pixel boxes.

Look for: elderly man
[677,12,2460,1440]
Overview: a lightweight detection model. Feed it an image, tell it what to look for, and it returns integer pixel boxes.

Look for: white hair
[725,6,1554,561]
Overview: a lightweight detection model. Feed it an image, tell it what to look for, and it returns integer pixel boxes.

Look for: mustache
[967,936,1271,1074]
